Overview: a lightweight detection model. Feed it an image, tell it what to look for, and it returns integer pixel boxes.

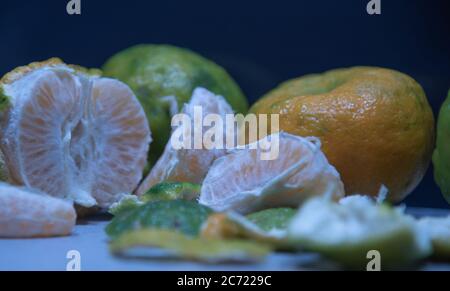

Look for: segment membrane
[14,70,150,208]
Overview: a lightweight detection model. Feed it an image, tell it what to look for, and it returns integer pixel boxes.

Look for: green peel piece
[247,208,296,232]
[108,195,143,216]
[288,196,432,269]
[141,182,201,203]
[108,182,201,216]
[110,229,270,263]
[102,44,248,166]
[200,208,296,249]
[433,90,450,205]
[417,216,450,259]
[106,200,213,238]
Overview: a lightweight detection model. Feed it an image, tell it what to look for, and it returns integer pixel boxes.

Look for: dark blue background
[1,0,449,208]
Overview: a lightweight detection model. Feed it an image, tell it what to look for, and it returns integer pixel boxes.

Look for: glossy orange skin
[250,67,435,201]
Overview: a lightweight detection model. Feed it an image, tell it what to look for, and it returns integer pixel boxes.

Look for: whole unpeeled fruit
[201,209,296,247]
[103,44,248,165]
[433,90,450,204]
[250,67,435,201]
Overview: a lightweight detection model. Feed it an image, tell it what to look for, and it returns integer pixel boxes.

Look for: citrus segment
[433,90,450,204]
[199,132,344,214]
[136,87,233,195]
[140,182,201,203]
[0,183,76,238]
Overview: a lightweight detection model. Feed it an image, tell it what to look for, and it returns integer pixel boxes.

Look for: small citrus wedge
[136,87,233,195]
[199,132,344,214]
[0,183,76,238]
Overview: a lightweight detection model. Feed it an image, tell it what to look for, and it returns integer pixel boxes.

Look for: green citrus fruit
[103,44,248,165]
[433,90,450,205]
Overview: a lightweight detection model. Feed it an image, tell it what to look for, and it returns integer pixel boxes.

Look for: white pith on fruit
[0,60,151,208]
[0,182,76,238]
[199,132,345,214]
[288,195,431,266]
[136,87,234,195]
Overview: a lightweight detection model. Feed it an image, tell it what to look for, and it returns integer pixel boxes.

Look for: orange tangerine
[250,67,435,201]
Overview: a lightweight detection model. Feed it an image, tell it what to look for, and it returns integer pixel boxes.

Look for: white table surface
[0,208,449,271]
